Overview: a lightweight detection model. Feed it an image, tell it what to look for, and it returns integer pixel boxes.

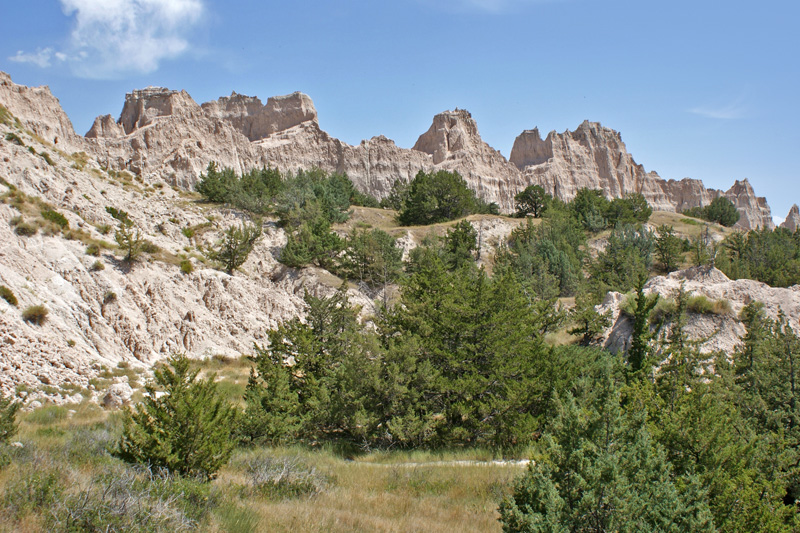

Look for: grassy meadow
[0,356,525,533]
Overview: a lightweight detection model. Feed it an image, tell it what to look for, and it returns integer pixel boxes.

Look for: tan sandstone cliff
[781,204,800,232]
[0,72,780,228]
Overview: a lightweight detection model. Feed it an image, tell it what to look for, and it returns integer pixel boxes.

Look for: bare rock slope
[1,72,778,229]
[0,117,374,403]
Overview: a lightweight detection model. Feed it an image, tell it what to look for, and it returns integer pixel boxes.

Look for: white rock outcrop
[598,266,800,355]
[781,204,800,232]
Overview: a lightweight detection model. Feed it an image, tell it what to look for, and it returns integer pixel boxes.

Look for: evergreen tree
[705,196,740,227]
[114,216,144,263]
[339,227,403,289]
[210,221,262,274]
[398,170,482,225]
[444,220,478,270]
[605,192,653,226]
[0,395,19,445]
[570,188,609,232]
[241,286,379,444]
[568,291,611,346]
[590,223,654,295]
[627,276,658,375]
[499,368,715,532]
[514,185,550,218]
[280,214,342,269]
[654,224,684,273]
[117,354,237,480]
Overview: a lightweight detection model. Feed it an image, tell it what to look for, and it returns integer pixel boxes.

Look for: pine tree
[655,224,683,273]
[117,354,237,480]
[114,217,144,263]
[627,275,658,375]
[210,221,262,275]
[499,369,715,532]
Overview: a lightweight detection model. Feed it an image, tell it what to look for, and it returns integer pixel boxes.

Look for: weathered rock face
[118,87,203,135]
[0,72,781,229]
[715,179,773,230]
[510,123,774,230]
[201,91,318,141]
[598,266,800,355]
[781,204,800,232]
[0,72,81,151]
[513,121,669,208]
[85,114,124,139]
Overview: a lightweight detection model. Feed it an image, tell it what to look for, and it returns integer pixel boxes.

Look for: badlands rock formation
[0,71,791,405]
[0,118,375,403]
[781,204,800,232]
[599,266,800,355]
[0,72,778,229]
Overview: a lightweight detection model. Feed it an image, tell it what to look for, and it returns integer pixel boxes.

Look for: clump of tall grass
[244,454,328,499]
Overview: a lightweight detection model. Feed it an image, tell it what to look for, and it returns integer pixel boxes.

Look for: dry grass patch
[214,447,518,533]
[648,210,733,241]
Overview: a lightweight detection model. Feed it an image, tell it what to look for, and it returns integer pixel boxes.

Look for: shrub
[1,459,64,519]
[180,259,193,274]
[141,240,160,254]
[0,105,12,126]
[116,354,237,480]
[90,260,105,271]
[114,217,144,263]
[22,304,49,325]
[85,243,100,256]
[0,395,20,445]
[13,218,38,236]
[686,294,732,316]
[0,286,17,306]
[25,404,69,425]
[4,132,24,146]
[40,209,68,229]
[96,223,112,235]
[39,151,55,166]
[103,291,117,304]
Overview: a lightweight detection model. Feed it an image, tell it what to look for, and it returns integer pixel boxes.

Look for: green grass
[0,399,520,533]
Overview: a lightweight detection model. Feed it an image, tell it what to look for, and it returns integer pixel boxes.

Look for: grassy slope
[1,385,519,532]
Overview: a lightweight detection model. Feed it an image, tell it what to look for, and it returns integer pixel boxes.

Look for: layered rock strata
[0,72,779,229]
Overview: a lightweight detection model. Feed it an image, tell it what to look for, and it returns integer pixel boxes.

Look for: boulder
[102,383,133,409]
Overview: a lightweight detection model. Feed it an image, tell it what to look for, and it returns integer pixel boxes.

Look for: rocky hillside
[599,265,800,356]
[0,71,793,407]
[0,112,383,404]
[0,72,777,229]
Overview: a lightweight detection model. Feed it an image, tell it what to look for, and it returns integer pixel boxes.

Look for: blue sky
[2,0,798,222]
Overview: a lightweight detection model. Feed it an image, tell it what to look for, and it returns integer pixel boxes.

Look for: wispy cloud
[689,95,748,120]
[420,0,559,13]
[7,0,204,79]
[8,48,59,68]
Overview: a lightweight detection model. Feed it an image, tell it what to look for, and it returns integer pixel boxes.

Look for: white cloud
[7,0,204,79]
[689,96,747,120]
[8,48,57,68]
